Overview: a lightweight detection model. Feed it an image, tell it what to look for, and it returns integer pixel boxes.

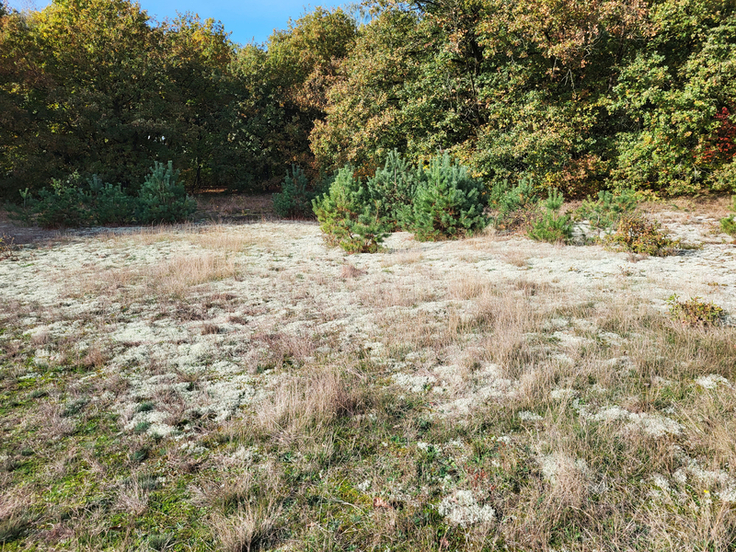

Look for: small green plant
[528,189,573,244]
[401,153,488,241]
[148,532,174,551]
[137,161,197,224]
[487,177,539,231]
[61,398,88,418]
[134,421,152,434]
[136,401,155,413]
[720,195,736,236]
[575,188,639,231]
[0,515,31,544]
[313,167,389,253]
[130,446,150,463]
[608,214,680,256]
[273,165,327,219]
[667,294,725,326]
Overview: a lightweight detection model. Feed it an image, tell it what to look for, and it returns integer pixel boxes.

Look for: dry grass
[381,249,423,266]
[248,368,366,443]
[115,477,150,517]
[502,248,532,267]
[340,263,365,279]
[76,252,240,299]
[357,277,438,308]
[2,209,735,551]
[211,501,282,552]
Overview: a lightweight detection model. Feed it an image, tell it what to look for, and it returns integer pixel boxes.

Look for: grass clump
[667,294,725,326]
[608,214,680,256]
[527,190,572,244]
[0,515,31,544]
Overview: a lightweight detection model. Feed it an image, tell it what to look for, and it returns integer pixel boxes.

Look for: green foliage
[401,154,488,241]
[719,195,736,236]
[24,174,93,228]
[366,150,423,229]
[5,0,736,199]
[528,190,573,244]
[137,161,196,224]
[311,0,736,198]
[13,162,195,228]
[608,215,680,256]
[312,167,389,253]
[487,178,540,231]
[86,175,137,225]
[0,0,275,196]
[13,172,137,228]
[231,8,357,188]
[272,166,326,219]
[722,217,736,236]
[667,294,725,326]
[575,189,639,231]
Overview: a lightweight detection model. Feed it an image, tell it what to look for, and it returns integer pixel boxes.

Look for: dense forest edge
[2,0,736,213]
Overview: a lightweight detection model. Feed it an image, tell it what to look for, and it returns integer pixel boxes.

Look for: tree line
[1,0,735,201]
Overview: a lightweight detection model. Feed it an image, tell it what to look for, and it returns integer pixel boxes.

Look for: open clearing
[1,201,735,551]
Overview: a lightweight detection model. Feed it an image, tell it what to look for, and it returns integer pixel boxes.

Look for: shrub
[137,161,197,224]
[719,195,736,237]
[667,294,725,326]
[312,167,389,253]
[366,150,422,229]
[22,172,93,228]
[487,178,539,231]
[608,214,679,256]
[273,166,327,219]
[575,188,638,231]
[401,153,488,241]
[87,175,136,225]
[12,162,195,228]
[528,189,573,244]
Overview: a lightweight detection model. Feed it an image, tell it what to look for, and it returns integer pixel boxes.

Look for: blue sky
[6,0,350,45]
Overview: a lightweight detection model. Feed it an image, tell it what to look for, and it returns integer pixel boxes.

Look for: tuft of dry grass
[76,252,240,299]
[248,368,366,443]
[503,249,532,267]
[381,249,423,266]
[340,263,365,279]
[115,477,150,517]
[447,272,494,300]
[210,501,282,552]
[357,277,437,309]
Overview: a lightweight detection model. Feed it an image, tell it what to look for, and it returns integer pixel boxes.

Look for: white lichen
[437,490,495,527]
